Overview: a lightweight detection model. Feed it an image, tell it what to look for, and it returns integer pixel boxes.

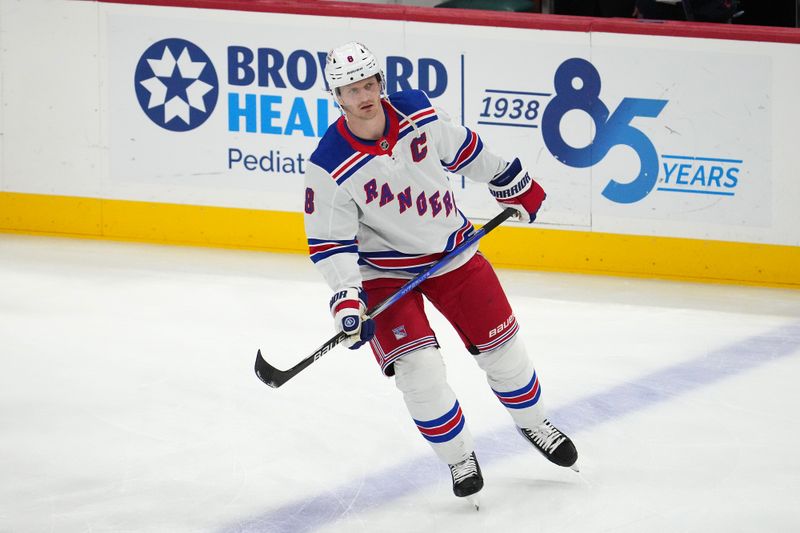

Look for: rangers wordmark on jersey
[304,89,510,291]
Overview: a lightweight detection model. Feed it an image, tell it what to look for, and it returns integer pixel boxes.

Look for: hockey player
[304,41,578,505]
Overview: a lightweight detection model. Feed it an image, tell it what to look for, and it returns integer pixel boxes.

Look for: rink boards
[0,0,799,286]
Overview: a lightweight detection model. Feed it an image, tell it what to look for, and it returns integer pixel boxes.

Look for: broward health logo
[134,38,218,132]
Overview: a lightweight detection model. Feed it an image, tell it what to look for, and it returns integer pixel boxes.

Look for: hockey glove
[487,158,546,223]
[330,287,376,350]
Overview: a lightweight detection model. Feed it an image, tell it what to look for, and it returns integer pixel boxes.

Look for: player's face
[338,76,382,121]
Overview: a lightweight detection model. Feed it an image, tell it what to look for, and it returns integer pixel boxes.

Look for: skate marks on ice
[220,321,800,533]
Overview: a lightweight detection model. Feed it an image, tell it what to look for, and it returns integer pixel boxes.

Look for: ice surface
[1,234,798,532]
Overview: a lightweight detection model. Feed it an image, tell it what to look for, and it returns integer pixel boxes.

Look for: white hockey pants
[393,335,545,465]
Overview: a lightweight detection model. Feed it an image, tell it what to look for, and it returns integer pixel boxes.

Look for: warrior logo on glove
[488,158,546,223]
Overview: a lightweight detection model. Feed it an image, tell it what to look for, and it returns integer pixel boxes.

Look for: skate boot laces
[449,453,479,483]
[524,419,566,453]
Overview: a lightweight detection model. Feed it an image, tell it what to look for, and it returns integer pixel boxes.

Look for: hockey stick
[254,207,518,389]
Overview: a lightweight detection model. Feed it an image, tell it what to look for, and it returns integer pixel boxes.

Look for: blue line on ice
[220,321,800,533]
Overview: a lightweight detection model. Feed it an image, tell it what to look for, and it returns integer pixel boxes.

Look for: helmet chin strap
[329,88,345,116]
[387,100,420,136]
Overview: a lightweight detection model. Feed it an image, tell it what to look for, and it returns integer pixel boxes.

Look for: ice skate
[449,451,483,508]
[518,419,578,470]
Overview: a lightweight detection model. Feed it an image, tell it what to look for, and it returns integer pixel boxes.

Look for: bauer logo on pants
[134,38,219,132]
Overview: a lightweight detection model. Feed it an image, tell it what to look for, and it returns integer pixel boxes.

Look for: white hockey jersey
[304,89,508,291]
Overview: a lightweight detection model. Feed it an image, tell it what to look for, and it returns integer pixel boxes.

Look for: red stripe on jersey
[363,252,444,269]
[399,108,435,130]
[332,150,368,180]
[308,242,341,254]
[446,131,478,171]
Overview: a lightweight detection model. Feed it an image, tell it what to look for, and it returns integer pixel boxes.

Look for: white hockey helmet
[324,41,386,100]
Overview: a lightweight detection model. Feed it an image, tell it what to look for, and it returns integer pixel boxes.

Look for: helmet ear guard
[324,41,386,104]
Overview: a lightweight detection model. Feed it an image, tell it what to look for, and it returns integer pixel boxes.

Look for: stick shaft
[254,207,517,388]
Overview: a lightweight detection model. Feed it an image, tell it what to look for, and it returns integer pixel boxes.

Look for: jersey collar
[337,99,400,156]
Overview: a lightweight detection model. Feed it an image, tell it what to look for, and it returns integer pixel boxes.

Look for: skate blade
[570,462,580,473]
[465,494,480,511]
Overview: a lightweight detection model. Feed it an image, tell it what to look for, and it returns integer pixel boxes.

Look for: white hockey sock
[474,335,545,429]
[394,347,474,465]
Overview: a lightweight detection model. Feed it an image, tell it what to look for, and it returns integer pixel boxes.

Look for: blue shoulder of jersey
[388,89,439,136]
[387,89,432,115]
[310,123,356,173]
[310,123,374,185]
[309,90,437,184]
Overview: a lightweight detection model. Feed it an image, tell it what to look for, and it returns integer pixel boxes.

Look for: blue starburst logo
[134,38,218,132]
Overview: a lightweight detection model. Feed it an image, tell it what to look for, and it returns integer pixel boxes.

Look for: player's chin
[357,109,379,121]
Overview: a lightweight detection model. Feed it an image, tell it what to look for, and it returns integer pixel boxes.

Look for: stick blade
[254,349,284,388]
